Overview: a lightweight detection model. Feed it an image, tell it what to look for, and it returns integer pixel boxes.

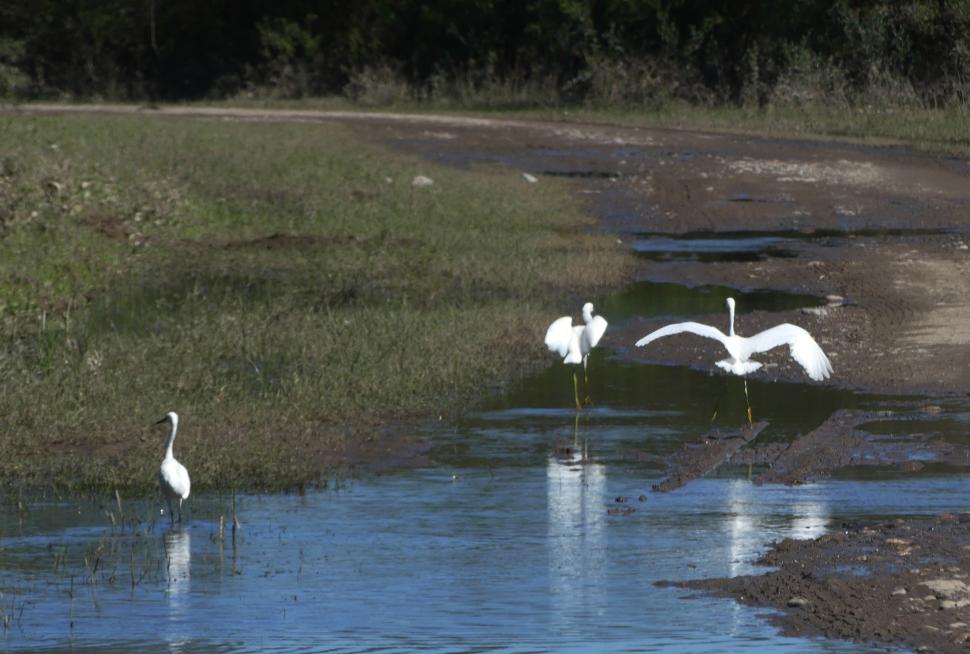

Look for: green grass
[0,113,633,494]
[542,102,970,156]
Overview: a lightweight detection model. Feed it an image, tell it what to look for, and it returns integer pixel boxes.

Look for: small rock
[522,173,538,183]
[638,494,647,502]
[801,306,829,317]
[614,496,628,503]
[411,175,434,188]
[787,597,809,608]
[941,600,957,610]
[949,622,967,629]
[892,587,908,596]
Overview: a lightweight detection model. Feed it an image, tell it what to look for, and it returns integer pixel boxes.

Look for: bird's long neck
[582,305,593,323]
[728,303,736,337]
[165,419,178,459]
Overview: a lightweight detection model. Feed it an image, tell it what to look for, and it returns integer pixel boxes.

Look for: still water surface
[3,282,968,652]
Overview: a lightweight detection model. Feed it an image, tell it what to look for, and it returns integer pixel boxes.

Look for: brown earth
[661,514,970,653]
[642,408,970,489]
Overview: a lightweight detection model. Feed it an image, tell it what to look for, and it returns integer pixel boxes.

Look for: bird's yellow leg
[573,371,581,412]
[583,361,593,406]
[744,378,753,426]
[710,376,725,423]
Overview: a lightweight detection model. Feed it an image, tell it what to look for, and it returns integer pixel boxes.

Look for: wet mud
[662,513,970,653]
[648,421,768,492]
[643,409,970,491]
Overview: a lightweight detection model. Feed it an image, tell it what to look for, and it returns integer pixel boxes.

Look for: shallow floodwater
[6,238,970,652]
[4,348,969,652]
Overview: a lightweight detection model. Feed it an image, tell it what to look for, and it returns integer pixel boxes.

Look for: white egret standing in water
[157,411,191,525]
[635,297,832,423]
[545,302,608,410]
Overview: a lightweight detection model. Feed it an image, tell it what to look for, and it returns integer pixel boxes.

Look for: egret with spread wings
[635,297,832,423]
[545,302,608,410]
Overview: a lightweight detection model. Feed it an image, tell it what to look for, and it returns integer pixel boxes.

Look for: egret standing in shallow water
[635,297,832,423]
[545,302,608,410]
[157,411,191,525]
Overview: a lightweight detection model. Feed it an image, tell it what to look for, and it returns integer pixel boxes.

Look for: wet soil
[662,513,970,653]
[640,408,970,490]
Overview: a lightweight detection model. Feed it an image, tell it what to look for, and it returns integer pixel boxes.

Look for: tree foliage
[2,0,969,105]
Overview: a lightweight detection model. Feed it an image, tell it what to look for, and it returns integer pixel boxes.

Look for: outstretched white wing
[635,321,729,348]
[743,323,833,381]
[582,315,608,351]
[544,316,574,358]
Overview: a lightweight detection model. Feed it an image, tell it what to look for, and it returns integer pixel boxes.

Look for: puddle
[594,280,823,324]
[631,227,957,263]
[633,235,798,262]
[540,169,622,179]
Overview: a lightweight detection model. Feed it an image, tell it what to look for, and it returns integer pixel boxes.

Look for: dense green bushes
[2,1,969,108]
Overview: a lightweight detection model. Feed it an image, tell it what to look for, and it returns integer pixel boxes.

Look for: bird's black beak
[155,417,167,425]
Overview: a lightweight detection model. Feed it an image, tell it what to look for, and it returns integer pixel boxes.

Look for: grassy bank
[0,113,632,494]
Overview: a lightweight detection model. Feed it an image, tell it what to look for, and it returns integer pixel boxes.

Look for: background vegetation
[0,114,630,494]
[2,1,969,113]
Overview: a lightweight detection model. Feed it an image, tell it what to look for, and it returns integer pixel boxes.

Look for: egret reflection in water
[163,526,191,645]
[546,411,608,633]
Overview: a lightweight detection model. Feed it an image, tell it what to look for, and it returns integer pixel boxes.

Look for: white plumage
[635,297,832,381]
[157,411,191,525]
[544,302,608,370]
[545,302,608,409]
